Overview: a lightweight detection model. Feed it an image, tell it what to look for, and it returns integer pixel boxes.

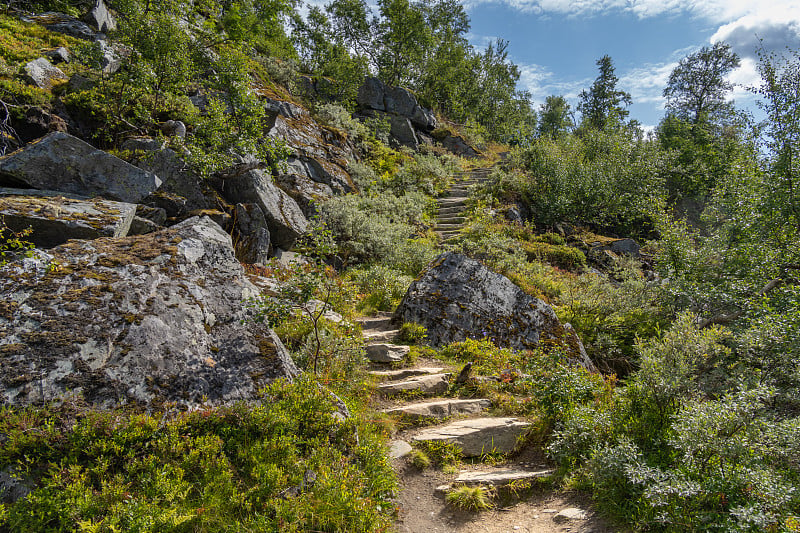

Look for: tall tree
[663,42,740,125]
[578,55,632,131]
[537,95,574,138]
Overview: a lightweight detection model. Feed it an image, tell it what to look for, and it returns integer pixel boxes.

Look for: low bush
[347,264,413,313]
[445,486,493,511]
[0,377,396,532]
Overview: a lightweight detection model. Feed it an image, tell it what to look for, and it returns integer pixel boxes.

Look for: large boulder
[0,216,299,409]
[221,164,308,250]
[395,252,568,351]
[0,132,161,203]
[21,12,100,41]
[83,0,116,33]
[356,77,437,132]
[0,190,136,248]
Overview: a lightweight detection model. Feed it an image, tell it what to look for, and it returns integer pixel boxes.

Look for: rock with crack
[365,343,410,363]
[455,467,554,485]
[0,132,161,203]
[382,398,491,420]
[412,417,531,457]
[0,216,300,409]
[395,252,563,351]
[378,373,451,396]
[0,191,136,248]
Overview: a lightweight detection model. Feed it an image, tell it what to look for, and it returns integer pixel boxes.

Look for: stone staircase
[433,167,491,241]
[356,311,554,508]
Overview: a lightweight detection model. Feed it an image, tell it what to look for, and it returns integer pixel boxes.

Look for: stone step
[369,367,445,381]
[435,216,466,224]
[454,467,554,486]
[365,343,410,363]
[383,398,492,420]
[437,198,467,207]
[378,373,451,396]
[412,417,531,457]
[363,329,400,344]
[434,223,464,230]
[436,206,466,215]
[354,313,394,329]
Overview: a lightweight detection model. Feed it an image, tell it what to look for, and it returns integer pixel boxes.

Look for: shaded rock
[23,58,67,90]
[23,12,99,41]
[233,202,271,264]
[388,114,419,148]
[366,343,410,363]
[357,77,386,111]
[356,77,436,131]
[412,417,530,457]
[222,164,308,249]
[395,252,565,351]
[378,373,451,396]
[0,193,136,247]
[0,132,161,203]
[0,216,300,409]
[553,508,589,522]
[13,107,68,143]
[383,398,491,420]
[135,204,167,226]
[455,467,554,485]
[160,120,186,139]
[0,468,34,504]
[128,215,159,235]
[46,46,70,64]
[122,142,213,213]
[609,238,640,257]
[439,132,479,158]
[274,172,333,218]
[83,0,116,33]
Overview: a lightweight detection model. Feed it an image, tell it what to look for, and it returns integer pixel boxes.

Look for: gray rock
[369,367,444,381]
[455,467,554,485]
[46,46,70,64]
[440,133,479,158]
[222,164,308,249]
[274,172,334,218]
[128,215,159,235]
[357,77,386,111]
[23,58,67,90]
[95,39,123,74]
[385,86,418,118]
[410,106,437,131]
[412,417,531,457]
[553,508,589,522]
[0,194,136,247]
[83,0,116,33]
[378,373,451,396]
[161,120,187,139]
[366,343,410,363]
[233,203,271,264]
[383,398,492,420]
[609,238,640,257]
[24,12,99,41]
[14,107,68,142]
[363,329,400,344]
[0,216,300,409]
[122,143,213,213]
[389,440,413,459]
[0,467,34,504]
[395,252,565,351]
[388,114,419,148]
[0,132,161,203]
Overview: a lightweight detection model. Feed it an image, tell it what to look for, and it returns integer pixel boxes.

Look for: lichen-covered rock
[394,252,565,351]
[23,58,67,90]
[0,191,136,247]
[0,132,161,203]
[0,216,299,409]
[274,172,334,218]
[21,12,99,41]
[356,77,437,131]
[233,202,271,264]
[83,0,116,33]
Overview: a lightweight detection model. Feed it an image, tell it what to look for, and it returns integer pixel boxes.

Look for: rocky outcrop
[0,132,161,203]
[0,216,299,409]
[83,0,116,33]
[0,189,136,247]
[21,12,101,41]
[395,252,565,350]
[357,78,436,132]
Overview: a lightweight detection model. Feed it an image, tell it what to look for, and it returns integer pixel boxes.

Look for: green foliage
[511,128,671,236]
[0,377,396,532]
[445,485,493,511]
[409,449,431,469]
[397,322,427,344]
[347,264,413,312]
[537,95,574,139]
[0,218,34,265]
[413,441,462,469]
[578,55,632,131]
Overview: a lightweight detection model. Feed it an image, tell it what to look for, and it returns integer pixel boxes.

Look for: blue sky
[462,0,800,129]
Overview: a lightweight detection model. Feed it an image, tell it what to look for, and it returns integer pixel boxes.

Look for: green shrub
[0,377,396,532]
[398,322,427,344]
[347,264,412,313]
[521,240,586,270]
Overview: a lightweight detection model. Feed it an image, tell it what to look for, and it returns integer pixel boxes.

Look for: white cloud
[619,61,677,106]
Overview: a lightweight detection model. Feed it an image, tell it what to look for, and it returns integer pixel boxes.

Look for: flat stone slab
[378,373,451,396]
[553,508,589,522]
[0,194,136,248]
[455,467,554,485]
[383,398,491,420]
[364,329,399,344]
[412,417,531,457]
[388,440,413,459]
[369,367,444,380]
[365,343,409,363]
